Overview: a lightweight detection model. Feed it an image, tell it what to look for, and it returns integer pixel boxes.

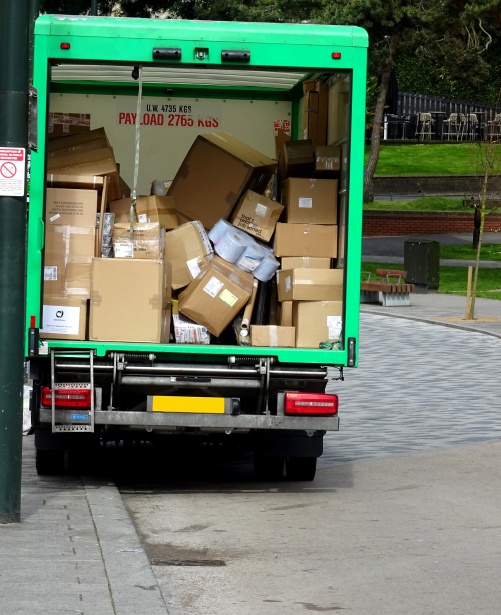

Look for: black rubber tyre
[285,456,317,481]
[253,454,285,481]
[36,449,65,475]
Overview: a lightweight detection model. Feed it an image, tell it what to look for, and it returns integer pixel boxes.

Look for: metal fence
[397,92,498,120]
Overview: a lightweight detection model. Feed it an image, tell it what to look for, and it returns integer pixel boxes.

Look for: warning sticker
[0,147,26,197]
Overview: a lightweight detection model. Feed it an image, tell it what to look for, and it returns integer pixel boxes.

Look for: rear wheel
[253,454,285,481]
[285,456,317,481]
[36,449,65,476]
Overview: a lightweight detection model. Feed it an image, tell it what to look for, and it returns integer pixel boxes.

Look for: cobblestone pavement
[322,313,501,466]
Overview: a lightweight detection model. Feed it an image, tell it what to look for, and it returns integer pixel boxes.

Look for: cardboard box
[135,195,178,229]
[178,256,254,337]
[315,145,341,175]
[251,325,295,348]
[44,225,96,297]
[277,268,344,302]
[167,132,277,229]
[278,139,314,181]
[164,221,214,290]
[112,222,163,259]
[302,90,319,146]
[108,198,133,223]
[171,299,211,344]
[278,301,293,327]
[47,146,121,202]
[45,187,99,227]
[293,301,343,348]
[48,113,91,139]
[274,223,338,258]
[40,295,88,340]
[48,127,109,154]
[281,178,338,225]
[280,256,331,269]
[231,190,284,242]
[89,258,170,343]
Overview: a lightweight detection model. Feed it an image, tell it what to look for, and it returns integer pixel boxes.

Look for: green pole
[0,0,30,524]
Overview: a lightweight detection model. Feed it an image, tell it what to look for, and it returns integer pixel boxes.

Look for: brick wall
[363,211,501,237]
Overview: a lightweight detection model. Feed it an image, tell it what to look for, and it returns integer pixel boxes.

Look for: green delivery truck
[26,15,368,480]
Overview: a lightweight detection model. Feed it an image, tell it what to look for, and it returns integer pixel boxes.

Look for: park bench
[360,268,415,307]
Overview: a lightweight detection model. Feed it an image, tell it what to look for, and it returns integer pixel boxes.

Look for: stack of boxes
[40,119,343,349]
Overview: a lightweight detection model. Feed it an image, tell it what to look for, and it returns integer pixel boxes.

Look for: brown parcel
[178,256,254,337]
[302,90,319,146]
[278,139,314,181]
[40,295,88,341]
[251,325,295,348]
[278,301,293,326]
[315,145,341,175]
[135,195,178,229]
[44,225,96,298]
[281,256,331,269]
[274,223,338,258]
[45,187,99,227]
[164,221,213,290]
[293,300,343,348]
[277,268,344,302]
[281,177,338,225]
[112,222,163,259]
[167,131,277,230]
[89,258,170,343]
[231,190,284,242]
[48,112,91,139]
[48,126,109,155]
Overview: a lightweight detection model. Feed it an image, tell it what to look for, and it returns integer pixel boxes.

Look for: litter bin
[404,239,440,291]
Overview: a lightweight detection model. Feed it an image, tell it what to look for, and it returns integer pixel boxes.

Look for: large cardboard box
[293,300,343,348]
[44,225,96,297]
[48,127,109,155]
[178,256,254,337]
[135,195,178,229]
[89,258,170,343]
[280,256,331,269]
[164,221,213,290]
[40,295,88,340]
[274,223,338,258]
[45,187,99,227]
[167,132,277,229]
[251,325,295,348]
[112,222,163,259]
[281,178,338,225]
[277,268,344,302]
[47,146,121,202]
[231,190,284,242]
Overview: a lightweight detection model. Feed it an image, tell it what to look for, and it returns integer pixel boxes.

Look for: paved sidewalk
[1,232,498,614]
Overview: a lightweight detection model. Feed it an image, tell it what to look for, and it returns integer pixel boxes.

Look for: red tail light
[41,386,92,409]
[284,392,338,416]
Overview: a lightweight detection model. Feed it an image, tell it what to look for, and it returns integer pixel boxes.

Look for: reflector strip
[151,396,225,414]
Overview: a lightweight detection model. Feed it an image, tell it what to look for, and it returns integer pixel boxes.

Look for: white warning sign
[0,147,26,197]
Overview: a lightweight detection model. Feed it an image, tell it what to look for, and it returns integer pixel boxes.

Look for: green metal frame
[26,15,368,366]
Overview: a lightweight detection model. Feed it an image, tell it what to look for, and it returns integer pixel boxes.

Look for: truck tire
[285,456,317,481]
[36,449,65,476]
[253,453,285,481]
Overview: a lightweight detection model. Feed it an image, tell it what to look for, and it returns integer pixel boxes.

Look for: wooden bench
[360,269,415,306]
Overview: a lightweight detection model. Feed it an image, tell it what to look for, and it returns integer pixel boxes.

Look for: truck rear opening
[26,15,368,480]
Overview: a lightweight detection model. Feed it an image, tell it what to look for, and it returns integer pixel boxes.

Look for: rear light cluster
[41,386,92,409]
[284,392,338,416]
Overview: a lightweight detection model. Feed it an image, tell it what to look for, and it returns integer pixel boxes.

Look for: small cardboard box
[164,221,214,290]
[45,187,99,227]
[178,256,254,337]
[44,225,96,297]
[167,132,277,229]
[277,268,344,302]
[274,223,338,258]
[293,300,343,348]
[89,258,170,343]
[40,295,88,340]
[278,139,314,181]
[302,90,319,146]
[281,178,338,225]
[281,256,331,269]
[231,190,284,242]
[108,198,133,223]
[315,145,341,175]
[251,325,295,347]
[171,299,211,344]
[48,113,91,139]
[135,195,178,229]
[47,146,121,202]
[112,222,164,259]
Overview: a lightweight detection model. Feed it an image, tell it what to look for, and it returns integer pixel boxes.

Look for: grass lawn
[365,142,501,176]
[362,261,501,300]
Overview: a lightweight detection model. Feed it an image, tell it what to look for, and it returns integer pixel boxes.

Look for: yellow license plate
[151,396,226,414]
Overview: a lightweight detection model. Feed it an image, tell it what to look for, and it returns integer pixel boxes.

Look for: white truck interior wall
[50,93,291,196]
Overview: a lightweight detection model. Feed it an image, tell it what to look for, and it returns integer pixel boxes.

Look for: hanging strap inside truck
[130,65,143,241]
